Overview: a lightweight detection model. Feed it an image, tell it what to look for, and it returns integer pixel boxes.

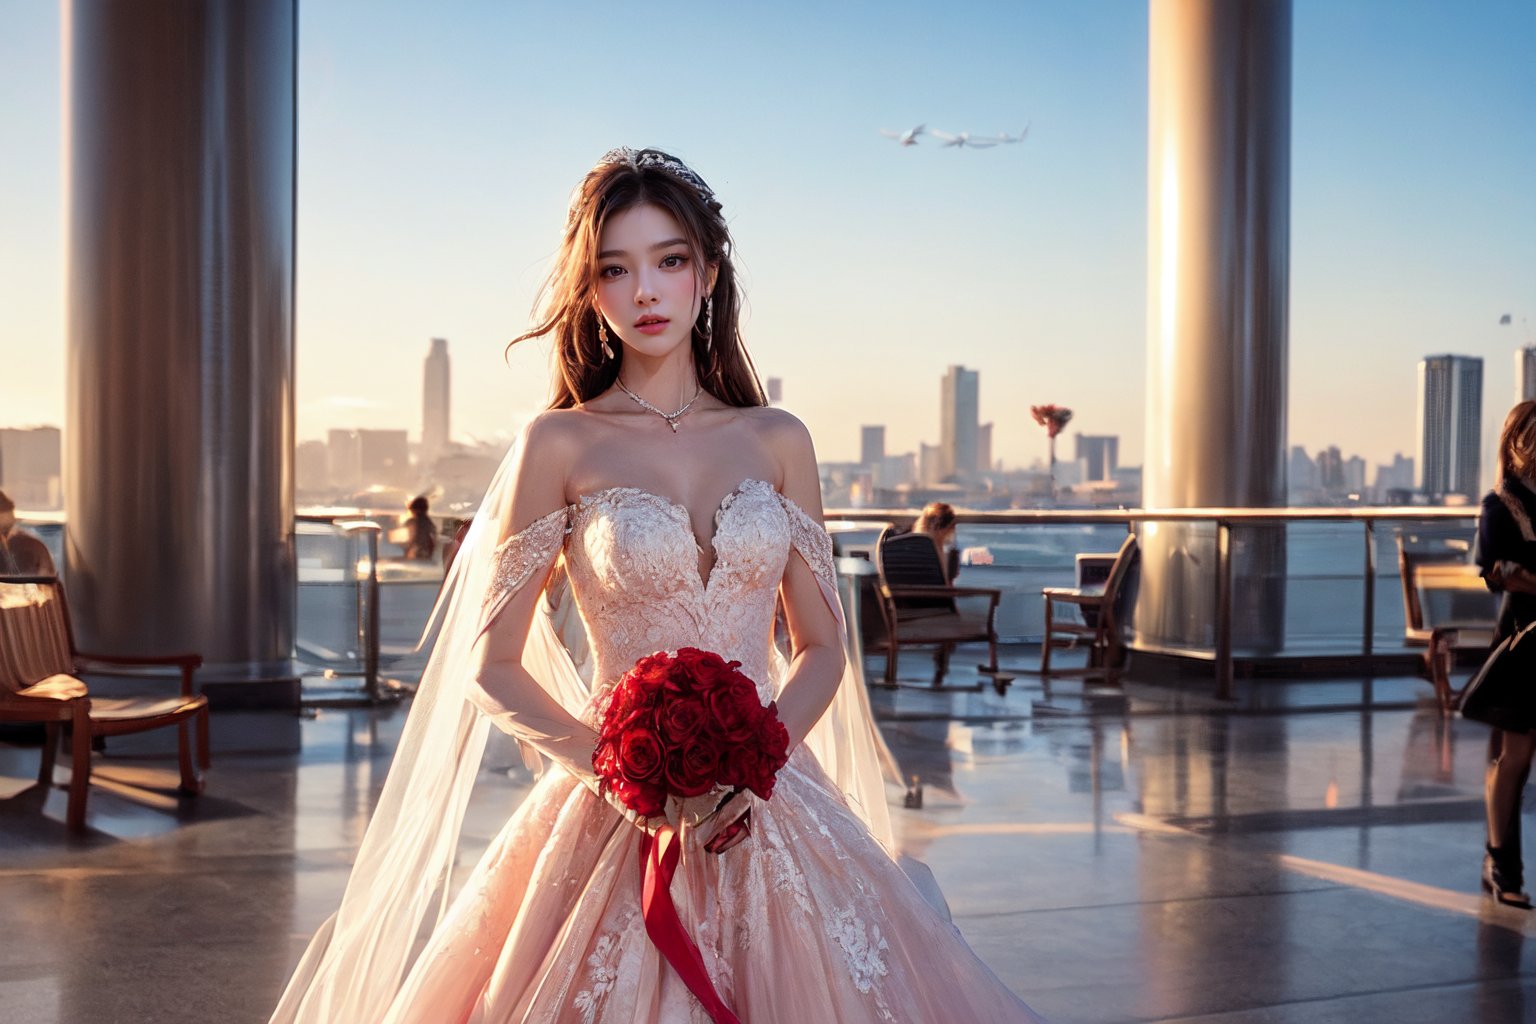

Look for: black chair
[873,531,1001,687]
[1039,534,1139,686]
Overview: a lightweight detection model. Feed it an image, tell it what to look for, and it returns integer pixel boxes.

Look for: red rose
[663,746,717,798]
[705,685,759,743]
[611,775,665,817]
[656,697,707,745]
[592,739,621,777]
[618,729,664,781]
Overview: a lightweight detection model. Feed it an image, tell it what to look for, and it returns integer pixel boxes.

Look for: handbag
[1459,618,1536,732]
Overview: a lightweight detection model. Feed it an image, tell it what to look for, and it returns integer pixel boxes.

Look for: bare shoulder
[736,406,822,515]
[504,409,587,531]
[737,405,815,462]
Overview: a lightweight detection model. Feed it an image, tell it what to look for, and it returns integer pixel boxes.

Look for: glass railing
[826,506,1488,696]
[16,506,1487,699]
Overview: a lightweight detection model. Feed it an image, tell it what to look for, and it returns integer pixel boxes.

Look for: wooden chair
[1040,533,1139,685]
[0,575,209,831]
[1396,534,1481,646]
[873,530,1001,687]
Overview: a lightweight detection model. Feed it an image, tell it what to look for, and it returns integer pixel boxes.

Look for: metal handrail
[828,505,1482,699]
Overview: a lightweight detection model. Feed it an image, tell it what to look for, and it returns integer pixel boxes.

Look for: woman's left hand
[698,788,755,854]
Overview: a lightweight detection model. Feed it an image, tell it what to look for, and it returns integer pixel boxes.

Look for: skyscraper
[939,365,979,481]
[1075,434,1120,482]
[1517,345,1536,403]
[860,425,885,467]
[1418,354,1483,501]
[766,377,783,404]
[422,338,451,468]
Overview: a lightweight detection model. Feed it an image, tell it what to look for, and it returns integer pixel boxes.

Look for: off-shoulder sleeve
[777,491,843,630]
[477,505,571,638]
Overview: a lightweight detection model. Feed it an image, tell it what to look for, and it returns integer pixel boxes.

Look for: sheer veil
[270,431,900,1023]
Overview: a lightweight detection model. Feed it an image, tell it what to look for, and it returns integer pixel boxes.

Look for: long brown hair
[1498,400,1536,484]
[510,149,767,409]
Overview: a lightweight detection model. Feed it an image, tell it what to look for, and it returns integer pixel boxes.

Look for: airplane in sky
[987,124,1030,144]
[929,130,997,149]
[879,124,926,146]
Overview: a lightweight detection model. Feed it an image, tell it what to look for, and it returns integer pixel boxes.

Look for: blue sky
[2,1,1533,474]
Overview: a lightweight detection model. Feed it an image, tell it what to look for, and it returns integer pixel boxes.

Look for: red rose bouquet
[595,648,789,1024]
[592,647,790,823]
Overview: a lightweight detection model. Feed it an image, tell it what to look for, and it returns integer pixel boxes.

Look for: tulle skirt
[382,748,1044,1023]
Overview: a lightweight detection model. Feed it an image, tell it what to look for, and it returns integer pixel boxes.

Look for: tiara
[595,147,716,207]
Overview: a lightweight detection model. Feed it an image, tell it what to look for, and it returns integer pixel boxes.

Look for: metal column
[1138,0,1292,662]
[64,0,298,706]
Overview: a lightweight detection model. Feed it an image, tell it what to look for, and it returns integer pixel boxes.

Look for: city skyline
[2,2,1533,473]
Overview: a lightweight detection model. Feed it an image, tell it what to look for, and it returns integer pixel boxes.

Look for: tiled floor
[3,645,1534,1023]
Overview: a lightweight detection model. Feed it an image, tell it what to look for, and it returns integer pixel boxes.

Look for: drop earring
[699,298,712,350]
[597,315,614,360]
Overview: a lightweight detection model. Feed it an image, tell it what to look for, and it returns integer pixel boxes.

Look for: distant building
[918,442,942,487]
[1373,453,1415,499]
[1288,445,1320,503]
[422,338,451,469]
[1316,446,1344,493]
[1418,354,1483,501]
[977,422,993,475]
[0,426,62,509]
[326,428,411,492]
[1343,455,1367,496]
[879,452,917,489]
[766,377,783,404]
[295,440,329,496]
[1519,345,1536,404]
[939,365,979,481]
[1075,434,1119,482]
[359,430,411,488]
[860,425,885,467]
[327,429,362,492]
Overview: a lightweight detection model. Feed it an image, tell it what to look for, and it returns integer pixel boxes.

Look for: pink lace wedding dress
[314,479,1043,1023]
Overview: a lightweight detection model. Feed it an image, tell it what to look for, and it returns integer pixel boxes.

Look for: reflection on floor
[3,642,1535,1023]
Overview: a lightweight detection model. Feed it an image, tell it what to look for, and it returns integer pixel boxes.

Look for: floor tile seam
[1130,973,1536,1024]
[0,854,348,879]
[871,700,1430,724]
[949,883,1345,920]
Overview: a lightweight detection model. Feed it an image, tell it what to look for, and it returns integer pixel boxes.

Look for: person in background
[1474,400,1536,908]
[400,495,437,561]
[913,501,993,582]
[0,489,57,576]
[913,502,961,581]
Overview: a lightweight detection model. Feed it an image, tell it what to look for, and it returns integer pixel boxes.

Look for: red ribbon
[639,825,742,1024]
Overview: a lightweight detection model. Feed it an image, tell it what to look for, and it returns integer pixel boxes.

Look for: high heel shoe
[1482,846,1532,909]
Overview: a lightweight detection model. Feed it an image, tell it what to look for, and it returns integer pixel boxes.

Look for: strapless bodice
[564,479,789,711]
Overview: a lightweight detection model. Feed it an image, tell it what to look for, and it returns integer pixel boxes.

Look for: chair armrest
[76,652,203,697]
[1042,588,1105,604]
[884,584,1000,600]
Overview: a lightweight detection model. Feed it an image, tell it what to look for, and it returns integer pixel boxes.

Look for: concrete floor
[3,646,1535,1024]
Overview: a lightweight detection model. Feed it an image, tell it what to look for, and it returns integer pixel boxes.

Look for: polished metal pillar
[1139,0,1290,657]
[64,0,297,705]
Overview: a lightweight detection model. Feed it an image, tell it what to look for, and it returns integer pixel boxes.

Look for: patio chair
[873,530,1001,687]
[0,575,209,831]
[1039,533,1139,685]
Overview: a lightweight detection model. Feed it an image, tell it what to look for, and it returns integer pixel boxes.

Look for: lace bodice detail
[480,478,838,724]
[566,479,791,714]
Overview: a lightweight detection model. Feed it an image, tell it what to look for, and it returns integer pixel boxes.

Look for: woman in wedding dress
[272,148,1043,1023]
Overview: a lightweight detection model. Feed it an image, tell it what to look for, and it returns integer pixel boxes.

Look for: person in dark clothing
[1473,400,1536,908]
[401,495,438,561]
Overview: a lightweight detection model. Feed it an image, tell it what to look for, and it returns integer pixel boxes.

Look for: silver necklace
[615,378,704,433]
